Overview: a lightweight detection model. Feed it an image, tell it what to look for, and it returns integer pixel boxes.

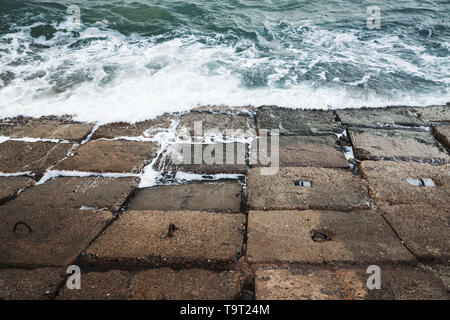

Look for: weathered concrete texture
[127,180,242,213]
[433,125,450,148]
[57,268,245,300]
[190,105,256,115]
[156,142,248,174]
[360,161,449,206]
[0,116,93,141]
[55,140,158,173]
[252,135,349,168]
[92,114,174,140]
[378,203,450,262]
[413,105,450,122]
[427,264,450,291]
[0,206,113,267]
[246,167,370,210]
[349,128,449,162]
[176,112,255,139]
[247,210,414,264]
[254,265,448,300]
[0,176,34,204]
[5,176,139,212]
[0,140,73,177]
[0,268,64,300]
[336,107,424,128]
[257,106,342,136]
[83,210,245,269]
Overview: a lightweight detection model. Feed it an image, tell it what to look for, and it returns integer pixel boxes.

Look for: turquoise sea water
[0,0,449,122]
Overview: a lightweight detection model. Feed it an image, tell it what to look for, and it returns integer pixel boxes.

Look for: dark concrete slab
[6,176,139,212]
[55,140,158,173]
[0,206,113,267]
[255,265,448,300]
[247,167,370,210]
[257,106,341,136]
[349,128,449,163]
[412,105,450,122]
[92,114,174,140]
[433,125,450,148]
[378,203,450,263]
[127,180,242,213]
[360,161,449,206]
[156,142,248,174]
[0,116,93,142]
[176,112,255,140]
[0,141,73,177]
[82,210,245,270]
[0,176,35,204]
[247,210,415,265]
[0,268,65,300]
[57,268,245,300]
[252,135,349,168]
[247,210,414,264]
[336,107,424,128]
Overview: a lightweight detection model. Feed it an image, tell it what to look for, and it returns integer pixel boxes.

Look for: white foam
[37,170,140,185]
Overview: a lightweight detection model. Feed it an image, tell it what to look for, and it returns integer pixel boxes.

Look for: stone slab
[55,140,158,173]
[0,206,113,267]
[349,128,449,162]
[92,114,174,140]
[378,203,450,262]
[412,105,450,122]
[57,268,245,300]
[257,106,342,136]
[5,176,139,212]
[176,112,255,140]
[252,135,349,168]
[0,176,35,204]
[255,265,448,300]
[0,140,73,177]
[0,268,64,300]
[190,105,256,115]
[156,142,248,174]
[336,107,424,128]
[247,210,415,264]
[246,167,370,210]
[0,116,93,141]
[427,264,450,291]
[127,180,242,213]
[433,125,450,148]
[83,210,245,269]
[360,161,449,206]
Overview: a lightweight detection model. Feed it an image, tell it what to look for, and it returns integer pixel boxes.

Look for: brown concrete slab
[156,142,248,174]
[0,116,93,142]
[257,106,342,136]
[54,140,158,173]
[127,180,242,213]
[433,125,450,148]
[252,135,349,168]
[427,264,450,291]
[0,268,65,300]
[92,114,174,140]
[360,161,449,206]
[412,105,450,122]
[349,128,449,162]
[0,176,35,204]
[336,107,424,128]
[246,167,370,210]
[0,140,73,177]
[82,210,245,269]
[255,265,448,300]
[0,206,113,267]
[247,210,415,264]
[176,112,255,139]
[57,268,245,300]
[378,203,450,262]
[5,176,139,212]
